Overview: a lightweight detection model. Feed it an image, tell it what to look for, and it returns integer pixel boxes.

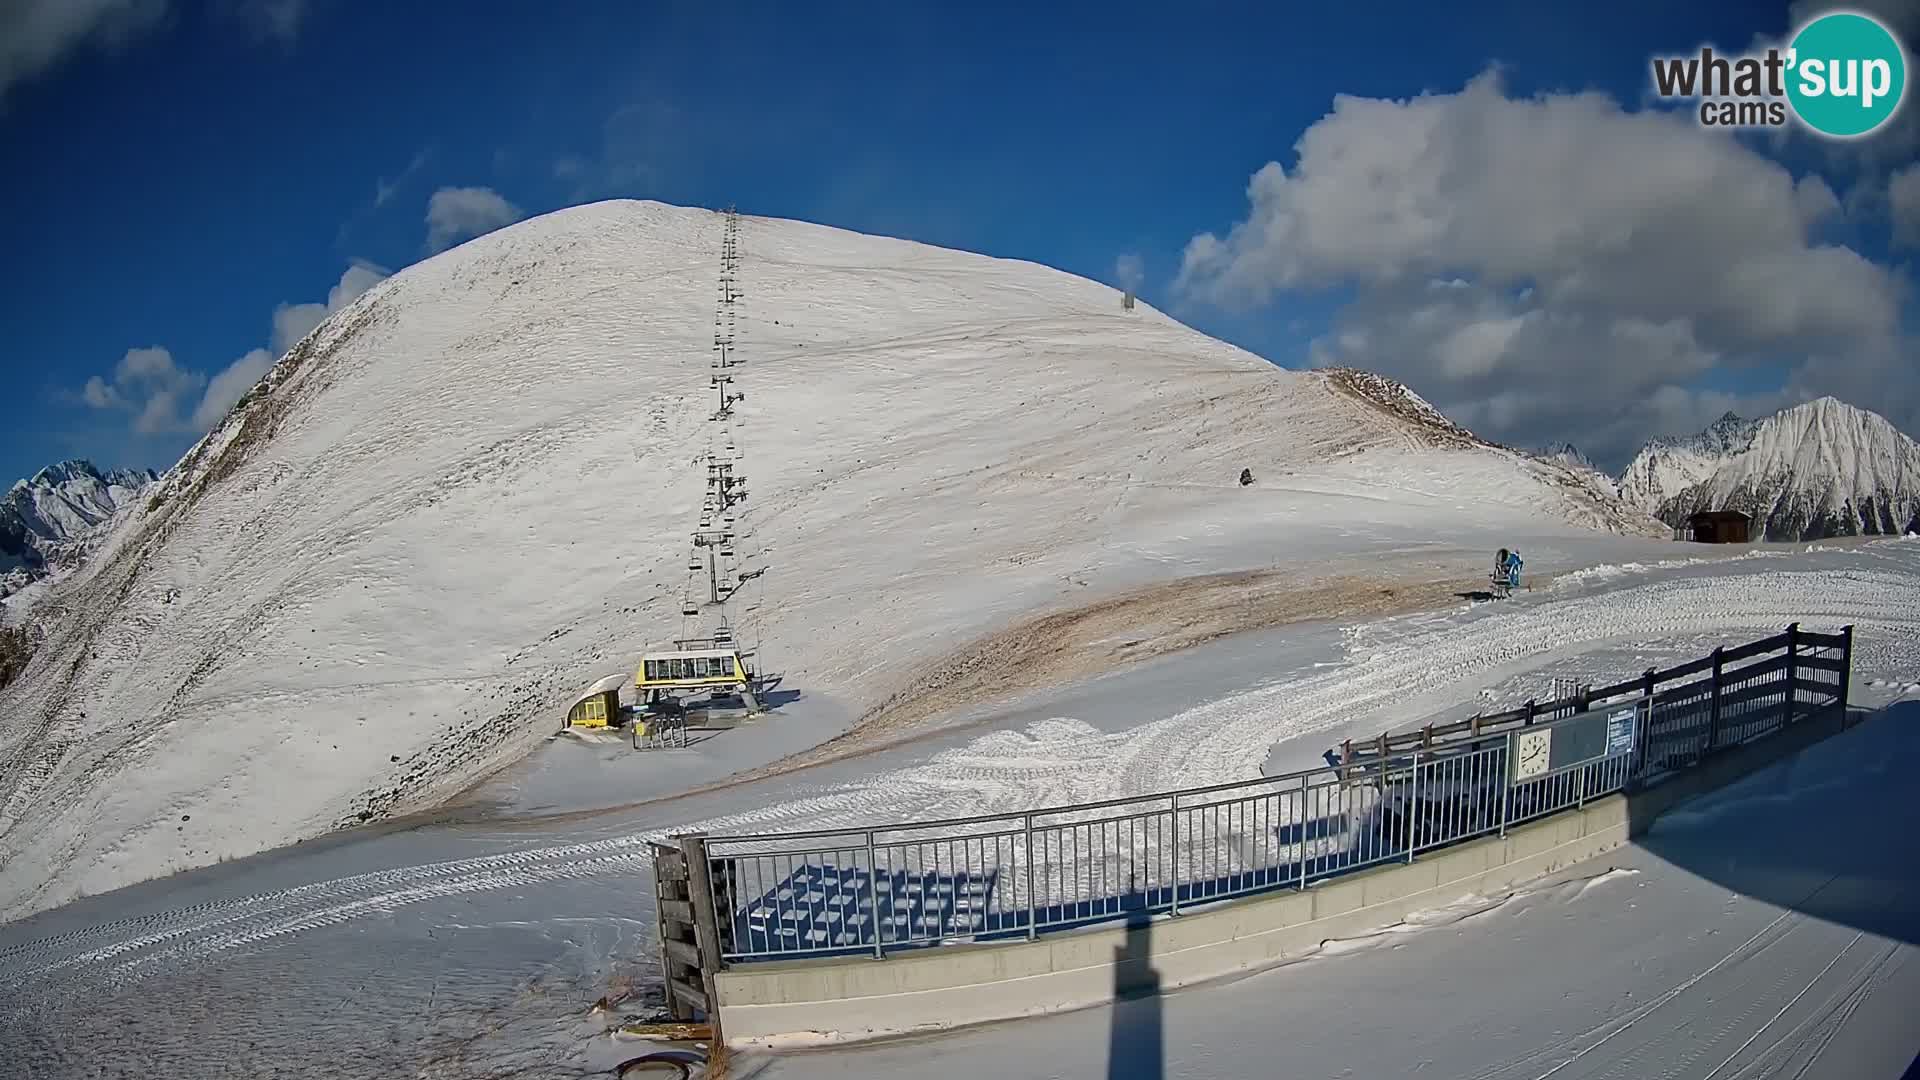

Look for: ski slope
[0,200,1655,920]
[0,545,1913,1079]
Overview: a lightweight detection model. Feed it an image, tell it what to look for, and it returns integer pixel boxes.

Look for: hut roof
[568,672,628,710]
[1688,509,1751,523]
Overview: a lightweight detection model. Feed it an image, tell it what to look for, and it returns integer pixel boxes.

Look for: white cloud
[269,260,388,354]
[1180,69,1915,466]
[191,348,273,430]
[0,0,168,103]
[213,0,307,43]
[425,186,524,253]
[1114,253,1145,293]
[79,346,207,434]
[1891,164,1920,249]
[78,263,390,439]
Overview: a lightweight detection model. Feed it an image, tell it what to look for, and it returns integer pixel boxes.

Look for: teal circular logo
[1787,11,1907,137]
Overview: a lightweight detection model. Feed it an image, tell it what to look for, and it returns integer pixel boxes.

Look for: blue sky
[3,0,1916,484]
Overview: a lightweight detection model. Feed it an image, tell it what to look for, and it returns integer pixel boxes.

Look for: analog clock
[1514,729,1552,781]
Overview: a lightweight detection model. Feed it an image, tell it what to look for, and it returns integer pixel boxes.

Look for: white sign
[1606,706,1638,757]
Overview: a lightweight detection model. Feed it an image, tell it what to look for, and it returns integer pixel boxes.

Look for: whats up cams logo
[1651,10,1908,138]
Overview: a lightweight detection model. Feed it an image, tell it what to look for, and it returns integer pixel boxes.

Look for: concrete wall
[714,704,1849,1048]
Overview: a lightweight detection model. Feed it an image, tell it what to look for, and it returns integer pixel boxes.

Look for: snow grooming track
[0,833,661,1008]
[672,557,1920,838]
[5,546,1912,1011]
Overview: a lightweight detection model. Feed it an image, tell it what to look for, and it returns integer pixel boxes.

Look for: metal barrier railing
[660,624,1852,970]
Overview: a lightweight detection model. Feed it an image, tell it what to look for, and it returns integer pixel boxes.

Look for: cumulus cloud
[425,186,524,253]
[1115,253,1145,293]
[268,260,388,354]
[1178,69,1914,467]
[0,0,168,103]
[78,263,389,438]
[190,348,274,430]
[1891,164,1920,248]
[80,346,207,434]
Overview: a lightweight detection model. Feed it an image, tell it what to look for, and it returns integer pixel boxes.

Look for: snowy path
[747,704,1920,1080]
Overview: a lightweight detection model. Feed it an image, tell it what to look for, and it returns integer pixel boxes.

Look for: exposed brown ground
[454,556,1496,829]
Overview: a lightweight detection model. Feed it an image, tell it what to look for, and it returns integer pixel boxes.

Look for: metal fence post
[1169,792,1182,917]
[1296,785,1309,890]
[1524,699,1537,726]
[1706,647,1725,755]
[1784,622,1799,728]
[864,831,884,960]
[1497,744,1511,839]
[1023,814,1037,941]
[1406,751,1420,862]
[1839,624,1854,727]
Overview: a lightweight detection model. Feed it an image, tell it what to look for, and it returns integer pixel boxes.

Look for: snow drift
[0,200,1656,918]
[1622,399,1920,540]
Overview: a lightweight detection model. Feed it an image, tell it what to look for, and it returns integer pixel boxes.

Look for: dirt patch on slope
[837,566,1470,750]
[456,559,1495,830]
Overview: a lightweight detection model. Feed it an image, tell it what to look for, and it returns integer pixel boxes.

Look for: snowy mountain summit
[0,200,1658,917]
[1535,443,1598,474]
[1617,412,1760,512]
[1620,399,1920,540]
[1,460,157,598]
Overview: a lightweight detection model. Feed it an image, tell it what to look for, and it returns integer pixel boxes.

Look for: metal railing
[663,624,1852,966]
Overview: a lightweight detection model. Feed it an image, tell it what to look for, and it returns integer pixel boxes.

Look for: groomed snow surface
[0,542,1916,1079]
[758,704,1920,1080]
[0,200,1654,920]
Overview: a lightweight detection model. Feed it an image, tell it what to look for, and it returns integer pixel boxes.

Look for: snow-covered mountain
[0,460,157,598]
[1620,400,1920,540]
[0,200,1658,917]
[1533,442,1595,474]
[1617,412,1760,512]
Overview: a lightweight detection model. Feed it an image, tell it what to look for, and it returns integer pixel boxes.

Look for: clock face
[1514,729,1552,780]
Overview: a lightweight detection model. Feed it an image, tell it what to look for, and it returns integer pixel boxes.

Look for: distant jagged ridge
[1,460,158,596]
[1618,399,1920,541]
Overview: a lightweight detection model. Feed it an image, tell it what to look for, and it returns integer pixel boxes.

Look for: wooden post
[678,834,726,1032]
[1706,647,1725,755]
[1784,622,1799,728]
[1839,624,1854,727]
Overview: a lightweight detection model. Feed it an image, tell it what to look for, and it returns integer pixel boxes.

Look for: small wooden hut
[1688,510,1752,544]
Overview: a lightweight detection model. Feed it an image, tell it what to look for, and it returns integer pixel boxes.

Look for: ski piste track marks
[2,553,1916,1011]
[671,564,1920,839]
[1438,868,1905,1080]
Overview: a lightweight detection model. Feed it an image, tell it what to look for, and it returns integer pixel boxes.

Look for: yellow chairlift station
[635,646,751,692]
[635,635,764,714]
